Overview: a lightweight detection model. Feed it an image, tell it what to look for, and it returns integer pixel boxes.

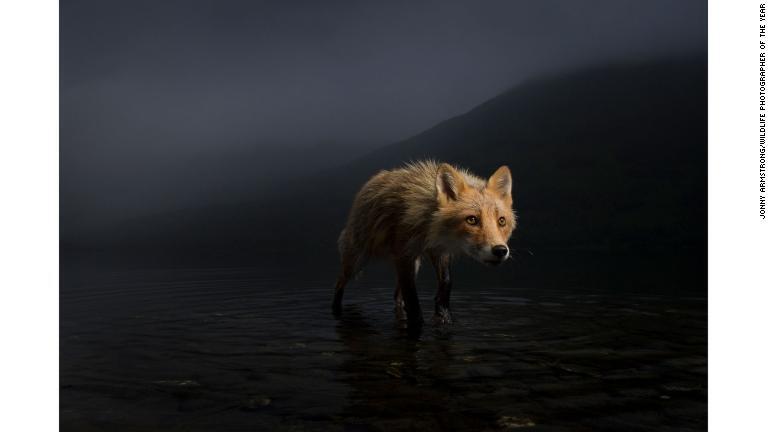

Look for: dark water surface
[61,260,706,431]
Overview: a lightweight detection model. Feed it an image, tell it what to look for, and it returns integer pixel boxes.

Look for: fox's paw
[432,308,453,325]
[394,300,407,322]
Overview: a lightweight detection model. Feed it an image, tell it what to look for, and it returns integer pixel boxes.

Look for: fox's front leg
[394,256,423,326]
[430,252,453,324]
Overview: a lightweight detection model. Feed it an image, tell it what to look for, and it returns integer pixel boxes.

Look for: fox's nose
[491,245,509,258]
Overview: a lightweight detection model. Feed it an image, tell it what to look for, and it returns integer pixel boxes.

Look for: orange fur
[332,160,516,324]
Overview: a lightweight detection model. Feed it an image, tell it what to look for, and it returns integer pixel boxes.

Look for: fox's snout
[472,243,509,265]
[491,244,509,259]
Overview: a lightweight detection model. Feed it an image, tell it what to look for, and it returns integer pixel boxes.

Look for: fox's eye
[465,215,478,225]
[498,217,506,226]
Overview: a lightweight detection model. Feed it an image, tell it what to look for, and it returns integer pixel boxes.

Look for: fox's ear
[488,165,512,199]
[436,163,466,203]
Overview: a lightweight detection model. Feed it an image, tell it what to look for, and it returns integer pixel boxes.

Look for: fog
[61,0,706,238]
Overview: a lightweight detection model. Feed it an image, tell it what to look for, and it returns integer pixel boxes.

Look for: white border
[0,1,59,430]
[1,0,765,430]
[709,1,768,430]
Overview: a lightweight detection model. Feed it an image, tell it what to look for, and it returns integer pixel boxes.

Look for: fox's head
[431,163,516,265]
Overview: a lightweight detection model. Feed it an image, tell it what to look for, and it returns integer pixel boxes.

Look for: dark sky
[61,0,706,235]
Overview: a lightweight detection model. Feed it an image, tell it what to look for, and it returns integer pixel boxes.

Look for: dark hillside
[69,57,707,289]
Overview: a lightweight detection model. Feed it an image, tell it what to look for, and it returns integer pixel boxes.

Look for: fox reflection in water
[334,305,470,430]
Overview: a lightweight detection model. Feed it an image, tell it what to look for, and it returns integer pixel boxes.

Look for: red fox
[332,161,516,325]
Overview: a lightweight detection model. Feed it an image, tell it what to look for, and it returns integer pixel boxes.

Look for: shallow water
[61,263,706,431]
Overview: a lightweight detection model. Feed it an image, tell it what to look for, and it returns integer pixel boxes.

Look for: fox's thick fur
[333,160,516,325]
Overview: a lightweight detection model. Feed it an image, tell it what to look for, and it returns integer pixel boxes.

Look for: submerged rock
[152,379,200,388]
[241,396,272,411]
[385,367,403,379]
[465,365,504,378]
[497,415,536,429]
[151,379,203,397]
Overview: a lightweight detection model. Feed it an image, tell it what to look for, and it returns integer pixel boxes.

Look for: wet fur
[333,160,516,325]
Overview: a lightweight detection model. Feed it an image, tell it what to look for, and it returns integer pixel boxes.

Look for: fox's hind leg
[332,257,354,316]
[394,257,421,321]
[394,286,406,321]
[333,230,363,316]
[394,256,423,326]
[430,252,453,324]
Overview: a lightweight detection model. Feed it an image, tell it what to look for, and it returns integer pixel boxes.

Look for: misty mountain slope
[78,57,706,258]
[362,58,707,253]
